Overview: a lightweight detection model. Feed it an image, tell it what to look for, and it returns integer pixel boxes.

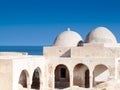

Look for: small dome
[54,28,83,47]
[85,27,117,43]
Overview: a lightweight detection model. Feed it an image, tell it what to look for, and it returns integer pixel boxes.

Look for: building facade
[0,27,120,90]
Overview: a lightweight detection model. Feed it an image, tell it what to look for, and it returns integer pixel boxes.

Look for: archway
[73,64,90,88]
[18,70,29,88]
[93,64,109,87]
[55,64,70,89]
[31,67,41,89]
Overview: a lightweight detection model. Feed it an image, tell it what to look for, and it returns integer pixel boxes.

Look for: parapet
[0,52,28,56]
[71,43,118,58]
[43,46,71,58]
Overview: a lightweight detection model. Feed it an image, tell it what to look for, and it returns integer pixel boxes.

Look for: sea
[0,46,43,55]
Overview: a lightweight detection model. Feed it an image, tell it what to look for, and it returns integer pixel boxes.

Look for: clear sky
[0,0,120,46]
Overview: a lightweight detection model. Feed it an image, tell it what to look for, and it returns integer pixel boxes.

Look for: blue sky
[0,0,120,46]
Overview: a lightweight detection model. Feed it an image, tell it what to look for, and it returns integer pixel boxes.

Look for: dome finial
[67,28,71,31]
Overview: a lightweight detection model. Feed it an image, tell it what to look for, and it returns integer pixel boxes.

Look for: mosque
[0,26,120,90]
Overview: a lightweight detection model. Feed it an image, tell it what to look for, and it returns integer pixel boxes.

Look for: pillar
[115,59,118,79]
[27,83,31,89]
[70,69,73,87]
[90,70,93,89]
[29,73,33,89]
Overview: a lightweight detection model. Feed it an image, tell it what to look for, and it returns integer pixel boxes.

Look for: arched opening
[77,40,84,46]
[73,64,90,88]
[55,64,70,89]
[18,70,29,88]
[31,67,41,89]
[93,64,109,87]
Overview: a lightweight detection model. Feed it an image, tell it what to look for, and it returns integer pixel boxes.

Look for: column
[90,70,93,89]
[115,59,118,79]
[27,83,31,89]
[29,74,33,90]
[70,70,73,87]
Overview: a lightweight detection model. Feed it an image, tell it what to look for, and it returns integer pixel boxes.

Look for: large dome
[85,27,117,43]
[54,28,83,47]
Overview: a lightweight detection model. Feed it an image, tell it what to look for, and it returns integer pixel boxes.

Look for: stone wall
[0,60,12,90]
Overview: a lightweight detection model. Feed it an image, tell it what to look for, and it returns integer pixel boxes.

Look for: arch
[31,67,42,89]
[93,64,110,87]
[18,70,29,88]
[55,64,70,89]
[77,40,84,46]
[73,63,90,88]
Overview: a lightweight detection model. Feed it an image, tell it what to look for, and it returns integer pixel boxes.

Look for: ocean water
[0,46,43,55]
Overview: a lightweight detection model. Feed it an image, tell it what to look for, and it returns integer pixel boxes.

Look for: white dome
[85,27,117,43]
[54,28,83,47]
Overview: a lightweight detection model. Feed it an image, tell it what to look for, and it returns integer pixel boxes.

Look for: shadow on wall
[61,49,71,57]
[73,64,89,88]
